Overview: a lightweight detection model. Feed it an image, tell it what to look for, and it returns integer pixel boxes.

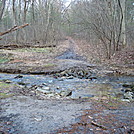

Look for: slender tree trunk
[121,0,126,47]
[0,0,6,22]
[32,0,36,43]
[12,0,18,42]
[44,0,53,43]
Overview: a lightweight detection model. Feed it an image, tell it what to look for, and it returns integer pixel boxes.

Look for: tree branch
[0,23,29,36]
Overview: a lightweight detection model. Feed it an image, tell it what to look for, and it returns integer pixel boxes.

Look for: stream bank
[0,72,134,134]
[0,38,134,133]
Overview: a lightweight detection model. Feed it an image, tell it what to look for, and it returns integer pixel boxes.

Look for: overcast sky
[64,0,72,7]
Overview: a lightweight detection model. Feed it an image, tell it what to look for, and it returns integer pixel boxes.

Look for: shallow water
[0,73,133,99]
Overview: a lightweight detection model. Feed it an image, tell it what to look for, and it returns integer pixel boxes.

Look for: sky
[64,0,72,7]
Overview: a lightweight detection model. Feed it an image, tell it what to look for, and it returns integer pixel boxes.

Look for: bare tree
[0,0,6,22]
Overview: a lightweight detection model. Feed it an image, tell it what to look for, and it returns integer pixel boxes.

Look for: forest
[0,0,134,134]
[0,0,133,58]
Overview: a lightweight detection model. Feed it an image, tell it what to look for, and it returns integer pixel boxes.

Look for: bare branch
[0,23,29,36]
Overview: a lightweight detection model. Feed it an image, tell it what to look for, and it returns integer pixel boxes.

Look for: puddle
[56,48,86,61]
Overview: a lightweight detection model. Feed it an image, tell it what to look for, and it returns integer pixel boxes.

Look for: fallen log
[0,23,29,36]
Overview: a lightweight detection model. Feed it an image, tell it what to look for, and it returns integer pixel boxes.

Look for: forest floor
[0,37,134,134]
[0,37,133,75]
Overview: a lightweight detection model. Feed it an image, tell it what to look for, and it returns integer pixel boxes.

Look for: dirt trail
[0,37,96,74]
[0,38,134,134]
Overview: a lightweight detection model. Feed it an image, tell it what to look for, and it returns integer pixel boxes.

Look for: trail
[0,38,134,134]
[56,37,86,61]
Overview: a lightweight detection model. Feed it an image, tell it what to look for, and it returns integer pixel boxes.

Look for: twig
[91,121,107,130]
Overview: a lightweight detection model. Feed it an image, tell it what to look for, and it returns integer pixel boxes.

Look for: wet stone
[36,87,52,94]
[14,75,23,79]
[124,92,133,100]
[33,115,42,122]
[60,91,72,97]
[4,80,12,84]
[42,86,50,91]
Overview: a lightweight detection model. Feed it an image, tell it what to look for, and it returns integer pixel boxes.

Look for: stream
[0,72,134,133]
[0,72,134,100]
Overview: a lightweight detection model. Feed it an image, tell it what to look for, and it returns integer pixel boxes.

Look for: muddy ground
[0,38,134,134]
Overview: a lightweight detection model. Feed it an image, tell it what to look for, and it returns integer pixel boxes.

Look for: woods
[0,0,134,58]
[0,1,134,133]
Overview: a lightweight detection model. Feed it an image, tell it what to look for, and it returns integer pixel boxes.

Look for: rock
[89,76,97,80]
[36,87,52,94]
[14,75,23,79]
[60,90,72,97]
[122,84,134,92]
[67,76,74,79]
[124,88,132,92]
[33,115,42,121]
[124,92,133,100]
[80,94,94,99]
[4,79,12,83]
[46,93,55,97]
[56,86,60,89]
[48,80,53,83]
[17,82,28,86]
[42,83,47,86]
[121,99,130,102]
[42,86,50,91]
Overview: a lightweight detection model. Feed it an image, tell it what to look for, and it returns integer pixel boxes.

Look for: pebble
[47,93,55,97]
[56,86,60,89]
[36,88,52,94]
[121,99,130,102]
[42,83,47,86]
[4,80,12,84]
[67,76,74,79]
[33,116,42,121]
[124,92,133,100]
[42,86,50,91]
[60,91,72,97]
[48,80,53,83]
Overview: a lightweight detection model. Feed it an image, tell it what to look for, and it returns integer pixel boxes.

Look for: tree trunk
[121,0,126,47]
[0,0,6,22]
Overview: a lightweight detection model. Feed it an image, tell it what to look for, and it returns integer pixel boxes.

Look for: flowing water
[0,73,133,99]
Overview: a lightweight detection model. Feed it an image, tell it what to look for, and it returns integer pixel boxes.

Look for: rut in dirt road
[56,38,86,61]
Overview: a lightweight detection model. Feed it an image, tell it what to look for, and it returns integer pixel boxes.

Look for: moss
[0,93,14,99]
[0,58,10,63]
[0,82,11,88]
[14,47,53,53]
[43,63,55,67]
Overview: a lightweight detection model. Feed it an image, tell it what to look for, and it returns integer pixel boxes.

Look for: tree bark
[0,24,29,36]
[0,0,6,21]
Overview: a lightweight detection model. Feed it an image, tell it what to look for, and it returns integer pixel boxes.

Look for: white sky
[64,0,72,7]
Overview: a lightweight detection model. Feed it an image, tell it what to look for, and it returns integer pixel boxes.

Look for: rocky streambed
[0,67,134,134]
[0,67,134,101]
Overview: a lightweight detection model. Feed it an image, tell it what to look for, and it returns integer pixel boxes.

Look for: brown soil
[0,37,134,75]
[0,38,134,134]
[56,98,134,134]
